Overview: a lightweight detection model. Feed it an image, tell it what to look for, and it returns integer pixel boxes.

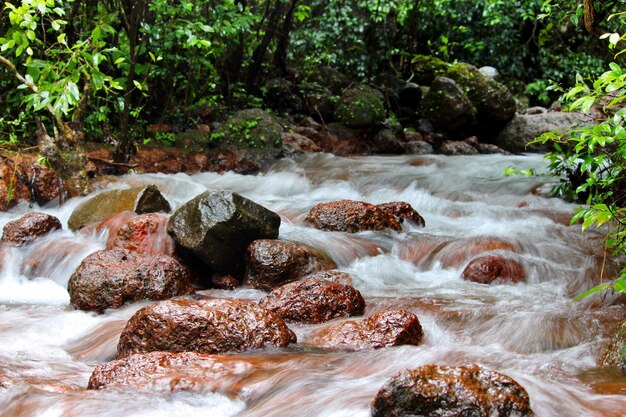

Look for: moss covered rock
[299,81,337,121]
[446,63,516,125]
[602,320,626,369]
[308,66,349,95]
[335,86,386,129]
[411,54,449,85]
[213,108,284,151]
[420,77,476,133]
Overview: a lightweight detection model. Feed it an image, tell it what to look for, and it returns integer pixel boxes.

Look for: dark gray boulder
[167,191,281,275]
[420,77,476,134]
[495,112,595,153]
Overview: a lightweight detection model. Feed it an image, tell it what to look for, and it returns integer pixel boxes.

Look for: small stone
[259,278,365,324]
[314,310,423,350]
[1,212,61,246]
[462,255,526,285]
[306,200,401,233]
[377,202,425,227]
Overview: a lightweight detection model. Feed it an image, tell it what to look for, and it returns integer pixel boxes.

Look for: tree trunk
[274,0,298,76]
[246,0,285,92]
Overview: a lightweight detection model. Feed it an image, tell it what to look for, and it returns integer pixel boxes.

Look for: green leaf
[573,284,612,300]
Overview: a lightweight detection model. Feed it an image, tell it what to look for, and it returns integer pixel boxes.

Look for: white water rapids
[0,153,624,417]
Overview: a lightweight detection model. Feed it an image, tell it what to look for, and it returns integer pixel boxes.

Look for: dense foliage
[535,11,626,296]
[0,0,622,161]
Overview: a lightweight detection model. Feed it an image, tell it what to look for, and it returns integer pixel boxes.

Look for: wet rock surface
[117,298,296,358]
[259,278,365,324]
[106,213,175,256]
[371,364,533,417]
[306,200,401,233]
[88,351,255,394]
[1,212,62,246]
[377,202,425,227]
[420,77,476,134]
[462,255,527,285]
[68,185,171,231]
[314,309,423,350]
[602,320,626,369]
[68,249,194,313]
[167,191,281,276]
[305,270,354,286]
[244,239,336,291]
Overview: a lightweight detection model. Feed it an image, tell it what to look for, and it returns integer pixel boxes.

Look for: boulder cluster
[2,184,535,415]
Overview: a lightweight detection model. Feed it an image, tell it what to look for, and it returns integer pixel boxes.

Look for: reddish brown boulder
[371,364,533,417]
[377,202,425,227]
[462,255,526,285]
[88,351,254,394]
[305,200,401,233]
[1,212,62,246]
[259,278,365,324]
[243,239,336,291]
[116,298,296,358]
[106,213,175,256]
[68,249,194,313]
[314,310,423,350]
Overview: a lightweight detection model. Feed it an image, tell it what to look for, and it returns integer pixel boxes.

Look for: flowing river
[0,153,625,417]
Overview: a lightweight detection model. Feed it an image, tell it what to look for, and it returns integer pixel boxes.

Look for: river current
[0,153,624,417]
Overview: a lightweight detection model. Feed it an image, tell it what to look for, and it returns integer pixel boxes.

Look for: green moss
[213,108,284,150]
[335,86,386,128]
[411,55,450,85]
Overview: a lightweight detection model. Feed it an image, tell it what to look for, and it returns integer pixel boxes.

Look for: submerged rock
[259,278,365,324]
[243,239,336,291]
[314,309,423,350]
[306,200,401,233]
[117,298,296,358]
[68,185,171,231]
[106,212,175,256]
[1,212,61,246]
[371,364,533,417]
[167,191,281,276]
[68,249,194,313]
[88,351,255,394]
[377,202,425,227]
[462,255,526,285]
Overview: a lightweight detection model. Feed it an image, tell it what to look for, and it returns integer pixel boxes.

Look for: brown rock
[116,298,296,358]
[211,274,239,290]
[306,200,401,233]
[377,202,425,227]
[371,364,533,417]
[259,278,365,324]
[88,351,254,394]
[462,255,526,284]
[244,239,336,291]
[29,166,60,205]
[68,249,194,313]
[0,160,31,211]
[1,212,62,246]
[314,310,423,350]
[106,213,175,256]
